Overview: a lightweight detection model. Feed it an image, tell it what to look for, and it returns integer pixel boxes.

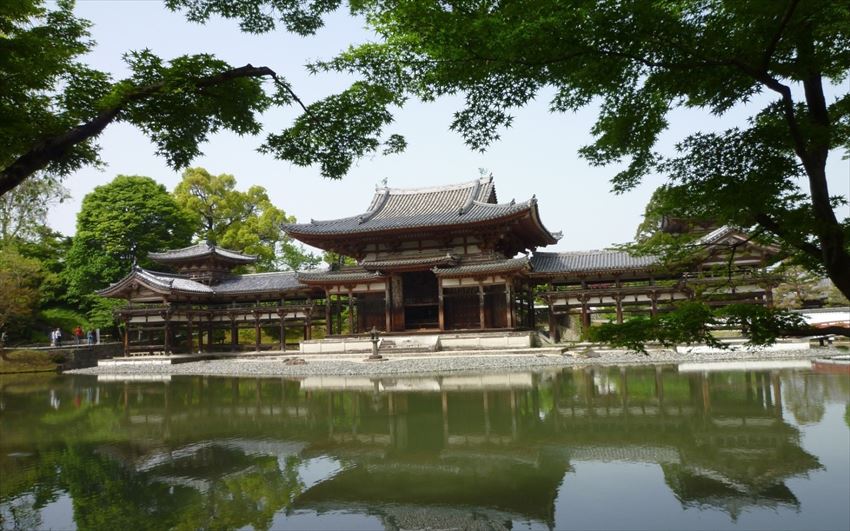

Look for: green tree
[0,246,43,340]
[63,175,193,307]
[0,0,397,197]
[174,0,850,300]
[172,167,321,271]
[0,174,68,243]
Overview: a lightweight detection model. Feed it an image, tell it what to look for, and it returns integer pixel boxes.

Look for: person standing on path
[54,328,62,347]
[73,326,83,345]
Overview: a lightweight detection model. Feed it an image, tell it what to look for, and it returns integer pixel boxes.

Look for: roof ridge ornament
[458,177,483,216]
[359,187,391,224]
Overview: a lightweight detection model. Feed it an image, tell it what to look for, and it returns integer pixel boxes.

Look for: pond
[1,363,848,530]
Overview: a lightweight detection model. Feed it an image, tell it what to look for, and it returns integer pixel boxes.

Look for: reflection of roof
[530,250,659,274]
[292,457,565,525]
[663,463,800,519]
[148,242,257,264]
[283,177,559,247]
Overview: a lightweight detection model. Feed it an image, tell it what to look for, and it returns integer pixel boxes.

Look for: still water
[1,364,848,531]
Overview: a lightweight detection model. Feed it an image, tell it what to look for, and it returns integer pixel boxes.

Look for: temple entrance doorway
[402,270,439,330]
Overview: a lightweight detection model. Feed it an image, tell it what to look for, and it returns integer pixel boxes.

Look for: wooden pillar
[615,296,624,324]
[325,290,332,337]
[122,314,130,356]
[650,291,658,318]
[254,312,261,352]
[230,316,238,352]
[438,282,445,331]
[505,282,513,328]
[347,290,354,335]
[765,286,774,308]
[279,311,286,352]
[305,317,312,340]
[384,284,392,332]
[527,286,535,328]
[547,297,558,343]
[478,282,486,329]
[206,314,213,352]
[186,312,194,354]
[161,311,171,355]
[391,274,404,331]
[580,297,590,331]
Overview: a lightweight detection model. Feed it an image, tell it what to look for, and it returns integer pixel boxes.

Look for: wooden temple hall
[100,176,781,354]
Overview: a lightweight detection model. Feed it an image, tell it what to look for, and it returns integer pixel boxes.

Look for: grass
[0,349,64,374]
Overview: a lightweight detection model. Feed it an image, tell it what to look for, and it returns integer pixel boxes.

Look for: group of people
[50,326,96,347]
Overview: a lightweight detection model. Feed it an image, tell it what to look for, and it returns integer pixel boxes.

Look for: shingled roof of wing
[148,242,257,263]
[530,250,660,273]
[296,268,384,282]
[283,199,535,236]
[362,254,459,270]
[135,268,215,293]
[693,225,737,246]
[214,271,305,293]
[432,256,531,276]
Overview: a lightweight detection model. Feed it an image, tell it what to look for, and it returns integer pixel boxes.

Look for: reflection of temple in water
[0,368,834,530]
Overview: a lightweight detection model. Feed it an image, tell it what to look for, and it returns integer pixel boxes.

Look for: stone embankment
[67,345,845,378]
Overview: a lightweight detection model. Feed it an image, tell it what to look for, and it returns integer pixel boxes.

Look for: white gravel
[67,346,846,378]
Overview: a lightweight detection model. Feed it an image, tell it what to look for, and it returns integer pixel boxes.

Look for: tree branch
[0,64,289,197]
[762,0,800,70]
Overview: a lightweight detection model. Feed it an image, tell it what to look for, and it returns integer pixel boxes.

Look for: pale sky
[48,1,850,253]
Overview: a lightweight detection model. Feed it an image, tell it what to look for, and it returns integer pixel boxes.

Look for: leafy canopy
[0,246,43,333]
[63,175,194,305]
[171,0,850,298]
[0,0,404,196]
[173,167,320,271]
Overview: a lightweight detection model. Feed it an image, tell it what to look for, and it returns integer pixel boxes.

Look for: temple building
[99,176,781,355]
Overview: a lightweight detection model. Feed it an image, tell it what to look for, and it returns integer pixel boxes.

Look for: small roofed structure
[284,177,559,334]
[531,227,781,341]
[98,243,322,356]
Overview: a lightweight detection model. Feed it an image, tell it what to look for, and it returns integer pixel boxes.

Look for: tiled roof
[148,242,257,264]
[98,268,307,297]
[432,257,530,277]
[282,177,558,245]
[296,268,384,284]
[214,271,304,293]
[530,250,659,274]
[694,225,737,246]
[128,268,214,294]
[361,254,459,270]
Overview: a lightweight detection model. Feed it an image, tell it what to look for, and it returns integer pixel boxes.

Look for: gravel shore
[67,345,846,378]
